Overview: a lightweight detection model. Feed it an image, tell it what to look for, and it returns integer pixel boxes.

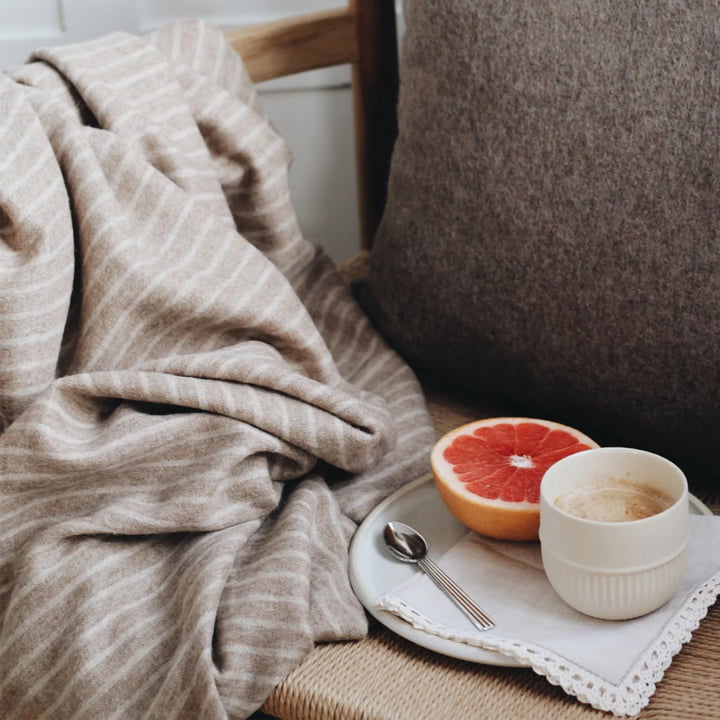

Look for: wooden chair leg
[350,0,399,250]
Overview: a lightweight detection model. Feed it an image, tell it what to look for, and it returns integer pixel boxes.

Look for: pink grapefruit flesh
[431,417,598,541]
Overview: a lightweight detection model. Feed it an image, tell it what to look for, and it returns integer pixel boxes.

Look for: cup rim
[540,446,688,526]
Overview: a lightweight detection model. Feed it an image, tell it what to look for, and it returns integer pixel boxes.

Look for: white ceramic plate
[348,474,713,668]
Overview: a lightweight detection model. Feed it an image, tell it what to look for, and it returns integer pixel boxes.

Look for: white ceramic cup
[539,447,689,620]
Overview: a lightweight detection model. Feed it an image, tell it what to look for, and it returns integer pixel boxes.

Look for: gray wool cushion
[363,0,720,490]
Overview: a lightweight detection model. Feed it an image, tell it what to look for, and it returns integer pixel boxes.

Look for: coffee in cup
[554,477,674,522]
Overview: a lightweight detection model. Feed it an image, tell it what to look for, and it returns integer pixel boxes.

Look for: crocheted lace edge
[375,568,720,717]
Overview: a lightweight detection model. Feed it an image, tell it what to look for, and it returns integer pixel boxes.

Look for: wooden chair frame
[224,0,399,250]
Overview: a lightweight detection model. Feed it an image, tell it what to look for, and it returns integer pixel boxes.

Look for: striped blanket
[0,21,434,719]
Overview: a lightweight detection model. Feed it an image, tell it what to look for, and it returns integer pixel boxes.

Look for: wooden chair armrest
[224,8,357,84]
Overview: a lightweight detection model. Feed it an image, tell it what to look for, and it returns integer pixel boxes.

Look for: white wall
[0,0,362,264]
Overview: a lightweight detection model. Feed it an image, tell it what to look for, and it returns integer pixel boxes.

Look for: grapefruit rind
[433,480,541,542]
[431,417,598,542]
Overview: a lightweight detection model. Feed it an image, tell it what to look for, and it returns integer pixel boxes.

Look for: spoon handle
[418,557,495,631]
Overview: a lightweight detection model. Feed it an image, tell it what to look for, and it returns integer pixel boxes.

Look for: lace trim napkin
[376,515,720,717]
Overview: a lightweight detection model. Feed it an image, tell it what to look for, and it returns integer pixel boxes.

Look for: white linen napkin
[375,515,720,717]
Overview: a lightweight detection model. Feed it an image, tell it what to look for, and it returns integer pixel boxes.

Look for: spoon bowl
[383,521,429,562]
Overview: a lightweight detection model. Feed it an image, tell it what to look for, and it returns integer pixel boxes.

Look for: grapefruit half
[431,417,598,541]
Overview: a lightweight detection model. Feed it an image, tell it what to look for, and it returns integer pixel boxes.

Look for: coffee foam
[554,477,674,522]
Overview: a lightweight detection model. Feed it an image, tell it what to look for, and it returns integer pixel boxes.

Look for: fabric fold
[0,20,436,719]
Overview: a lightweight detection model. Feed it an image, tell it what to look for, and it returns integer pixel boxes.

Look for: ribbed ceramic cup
[539,447,689,620]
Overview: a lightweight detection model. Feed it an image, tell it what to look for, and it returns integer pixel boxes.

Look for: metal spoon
[383,521,495,631]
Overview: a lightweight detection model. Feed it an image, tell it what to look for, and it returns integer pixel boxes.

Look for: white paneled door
[0,0,345,68]
[0,0,136,67]
[0,0,361,263]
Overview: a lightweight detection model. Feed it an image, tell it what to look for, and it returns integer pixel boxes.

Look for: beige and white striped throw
[0,21,435,719]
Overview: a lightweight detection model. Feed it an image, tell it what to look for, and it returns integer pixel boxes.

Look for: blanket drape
[0,21,435,719]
